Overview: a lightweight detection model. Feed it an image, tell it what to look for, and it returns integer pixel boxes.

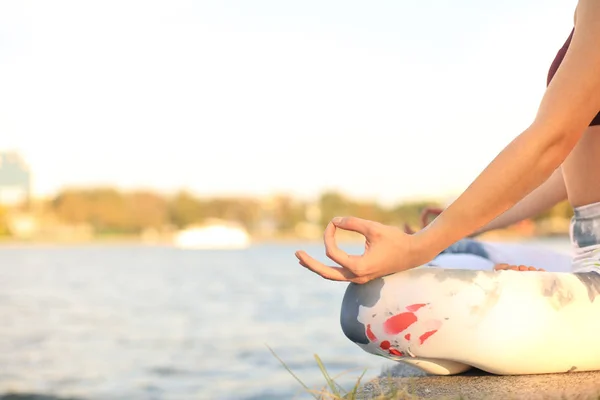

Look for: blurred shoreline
[0,187,572,247]
[0,229,570,247]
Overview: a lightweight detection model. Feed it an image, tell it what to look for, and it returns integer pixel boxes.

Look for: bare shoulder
[532,0,600,137]
[568,0,600,76]
[575,0,600,28]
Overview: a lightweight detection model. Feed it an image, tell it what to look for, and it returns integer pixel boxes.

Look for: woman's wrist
[409,222,452,266]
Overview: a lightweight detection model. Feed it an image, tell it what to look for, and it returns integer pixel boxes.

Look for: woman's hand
[494,263,545,272]
[295,216,428,284]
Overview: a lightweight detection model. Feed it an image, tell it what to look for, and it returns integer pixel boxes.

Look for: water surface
[0,238,571,399]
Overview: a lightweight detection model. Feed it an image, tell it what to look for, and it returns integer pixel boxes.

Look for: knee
[340,278,385,345]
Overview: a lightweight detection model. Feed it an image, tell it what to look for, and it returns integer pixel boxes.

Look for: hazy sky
[0,0,577,204]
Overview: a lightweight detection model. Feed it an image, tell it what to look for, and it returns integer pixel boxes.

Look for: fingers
[295,250,357,282]
[324,217,374,271]
[494,263,545,272]
[323,221,354,269]
[525,266,545,271]
[404,223,415,234]
[331,216,374,236]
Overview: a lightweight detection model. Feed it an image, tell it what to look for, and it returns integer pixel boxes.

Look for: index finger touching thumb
[331,216,372,236]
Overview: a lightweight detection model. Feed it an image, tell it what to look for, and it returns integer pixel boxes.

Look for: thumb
[331,216,373,236]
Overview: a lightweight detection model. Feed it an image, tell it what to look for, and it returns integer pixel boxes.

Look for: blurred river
[0,238,571,399]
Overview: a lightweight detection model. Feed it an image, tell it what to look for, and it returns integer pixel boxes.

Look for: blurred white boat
[173,219,250,249]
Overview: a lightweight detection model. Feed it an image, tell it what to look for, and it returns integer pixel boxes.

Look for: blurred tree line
[50,188,264,235]
[0,188,577,238]
[44,188,444,236]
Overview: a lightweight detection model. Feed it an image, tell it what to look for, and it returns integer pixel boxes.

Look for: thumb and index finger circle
[324,216,374,271]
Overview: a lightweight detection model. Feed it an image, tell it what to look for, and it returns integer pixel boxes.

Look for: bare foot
[494,263,545,272]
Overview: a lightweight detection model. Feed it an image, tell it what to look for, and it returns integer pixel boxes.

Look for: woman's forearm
[410,0,600,261]
[472,166,567,235]
[413,125,577,263]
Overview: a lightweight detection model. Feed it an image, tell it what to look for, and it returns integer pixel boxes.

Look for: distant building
[0,151,31,207]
